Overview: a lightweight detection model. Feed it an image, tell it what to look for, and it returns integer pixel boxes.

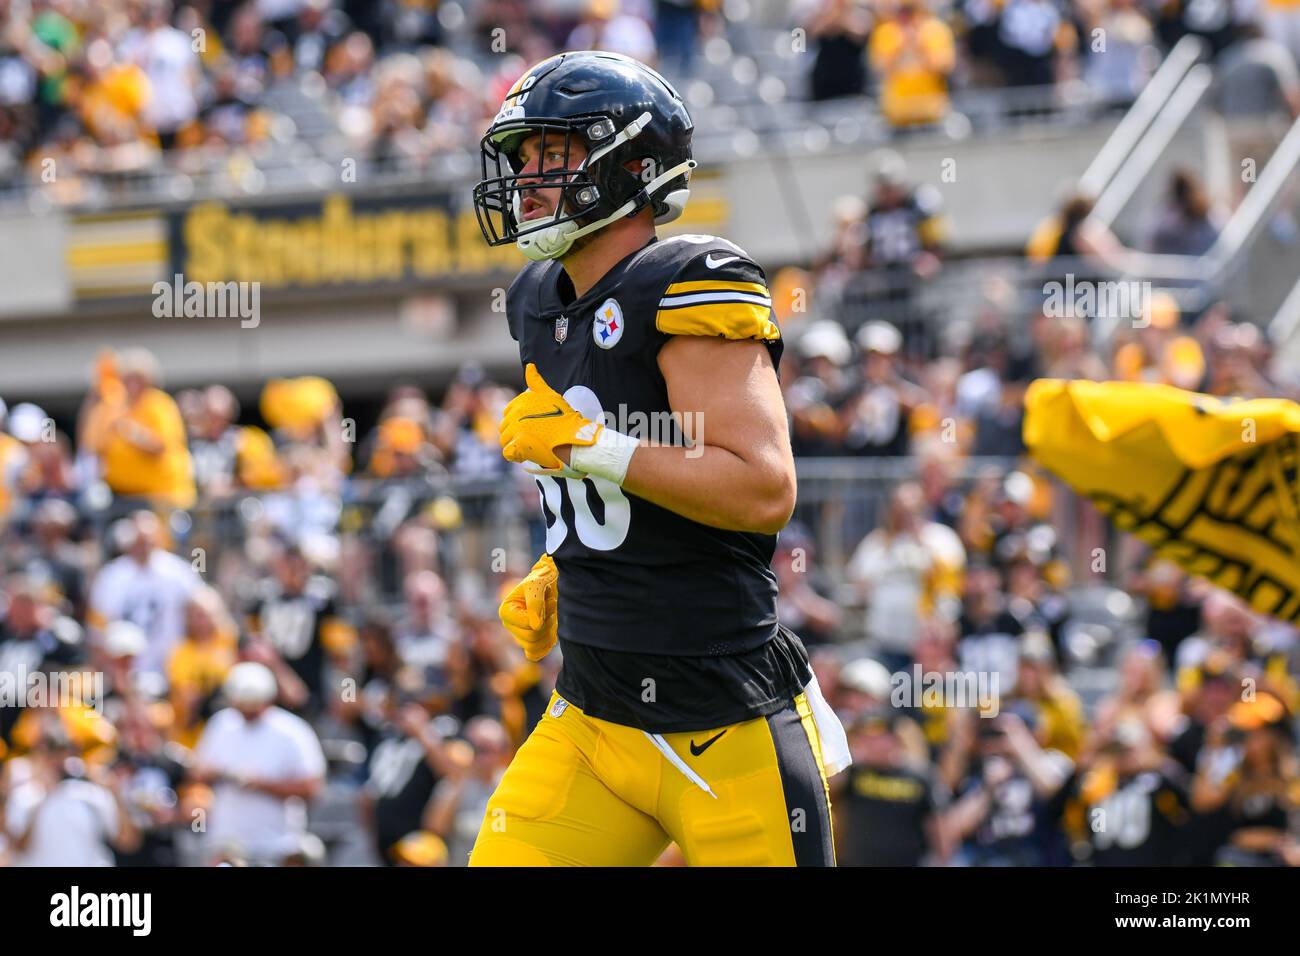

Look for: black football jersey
[250,577,344,715]
[506,233,809,731]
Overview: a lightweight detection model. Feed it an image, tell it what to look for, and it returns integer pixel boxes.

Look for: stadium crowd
[1,236,1298,864]
[0,0,1298,871]
[3,0,1300,200]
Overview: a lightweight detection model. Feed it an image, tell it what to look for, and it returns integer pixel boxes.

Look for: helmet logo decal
[593,299,624,349]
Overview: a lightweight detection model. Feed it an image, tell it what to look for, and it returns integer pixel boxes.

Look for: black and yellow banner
[1025,379,1300,622]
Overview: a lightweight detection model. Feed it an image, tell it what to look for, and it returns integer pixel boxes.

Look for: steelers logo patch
[593,298,624,349]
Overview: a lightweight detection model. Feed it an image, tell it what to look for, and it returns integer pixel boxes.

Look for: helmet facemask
[473,112,696,262]
[474,119,604,260]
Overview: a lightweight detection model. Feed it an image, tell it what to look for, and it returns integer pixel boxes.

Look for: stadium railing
[47,454,1118,613]
[826,252,1218,357]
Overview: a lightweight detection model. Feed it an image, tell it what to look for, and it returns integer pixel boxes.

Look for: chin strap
[515,111,697,262]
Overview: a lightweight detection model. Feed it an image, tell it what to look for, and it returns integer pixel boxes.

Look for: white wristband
[569,427,639,486]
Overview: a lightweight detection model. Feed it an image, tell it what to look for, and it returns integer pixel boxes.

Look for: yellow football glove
[499,553,559,661]
[500,363,602,471]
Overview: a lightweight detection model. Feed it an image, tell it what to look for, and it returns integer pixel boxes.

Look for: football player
[468,51,849,866]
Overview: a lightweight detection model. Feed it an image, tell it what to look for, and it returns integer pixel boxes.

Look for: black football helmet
[472,51,696,261]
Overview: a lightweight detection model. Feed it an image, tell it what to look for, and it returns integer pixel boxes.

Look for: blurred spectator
[1026,191,1138,276]
[293,0,351,74]
[843,321,925,456]
[943,705,1074,865]
[247,541,354,717]
[1147,168,1223,256]
[432,363,509,482]
[0,575,84,750]
[956,561,1024,695]
[0,399,27,522]
[1129,559,1204,663]
[1090,639,1183,751]
[425,715,510,866]
[786,321,854,456]
[1013,630,1086,759]
[566,0,657,64]
[17,499,88,618]
[1155,0,1247,58]
[395,569,462,681]
[1217,22,1300,120]
[74,36,159,170]
[166,586,239,749]
[3,733,140,866]
[81,348,195,509]
[109,699,190,867]
[1191,694,1296,865]
[959,0,1008,87]
[654,0,702,75]
[361,698,466,865]
[88,510,202,676]
[188,385,243,498]
[807,0,871,101]
[869,0,956,127]
[1110,292,1207,390]
[191,661,326,864]
[863,153,944,277]
[119,0,201,150]
[1057,719,1193,864]
[833,708,946,864]
[996,0,1070,87]
[847,481,965,672]
[1167,652,1241,773]
[1079,0,1157,106]
[774,523,842,645]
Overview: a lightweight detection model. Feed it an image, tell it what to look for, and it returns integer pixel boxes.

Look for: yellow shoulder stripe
[664,279,769,297]
[656,301,781,341]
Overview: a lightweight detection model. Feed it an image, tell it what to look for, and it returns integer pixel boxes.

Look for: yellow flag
[1024,379,1300,622]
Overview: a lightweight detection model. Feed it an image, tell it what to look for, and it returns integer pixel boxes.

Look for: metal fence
[37,455,1124,619]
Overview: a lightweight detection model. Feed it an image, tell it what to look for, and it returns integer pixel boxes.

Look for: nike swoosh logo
[689,730,727,756]
[705,254,739,269]
[520,407,564,420]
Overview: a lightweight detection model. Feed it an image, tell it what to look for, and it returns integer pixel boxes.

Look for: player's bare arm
[600,335,795,535]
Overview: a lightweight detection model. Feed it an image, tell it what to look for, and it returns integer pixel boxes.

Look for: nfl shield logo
[555,315,569,343]
[550,697,569,718]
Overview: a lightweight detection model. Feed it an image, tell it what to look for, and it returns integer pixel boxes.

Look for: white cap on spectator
[105,620,148,659]
[224,662,277,706]
[873,150,908,187]
[840,657,893,699]
[1003,470,1034,506]
[110,517,140,553]
[856,321,902,356]
[798,320,851,364]
[8,403,47,443]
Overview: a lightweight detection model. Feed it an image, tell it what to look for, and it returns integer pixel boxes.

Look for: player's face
[514,133,588,222]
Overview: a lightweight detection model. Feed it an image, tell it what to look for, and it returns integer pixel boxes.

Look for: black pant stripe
[766,702,834,867]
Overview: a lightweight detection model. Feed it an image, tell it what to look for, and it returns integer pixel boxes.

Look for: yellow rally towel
[1024,379,1300,622]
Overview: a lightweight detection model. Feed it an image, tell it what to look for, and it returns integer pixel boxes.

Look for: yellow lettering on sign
[178,194,516,288]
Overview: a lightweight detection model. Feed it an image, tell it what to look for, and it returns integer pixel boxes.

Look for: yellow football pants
[468,690,834,866]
